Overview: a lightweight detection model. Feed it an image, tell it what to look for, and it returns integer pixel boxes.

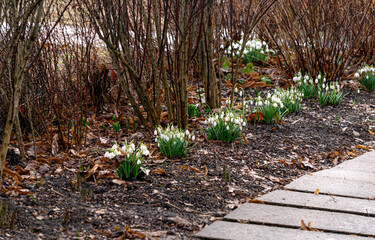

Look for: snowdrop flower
[111,144,118,150]
[235,87,238,93]
[242,121,246,127]
[315,79,318,84]
[323,78,326,83]
[104,152,112,159]
[213,122,217,127]
[154,130,157,136]
[322,83,326,89]
[273,102,278,108]
[354,73,360,78]
[240,91,243,97]
[185,129,189,135]
[140,144,149,156]
[191,135,195,141]
[260,50,264,54]
[226,126,229,130]
[357,89,360,94]
[317,74,321,80]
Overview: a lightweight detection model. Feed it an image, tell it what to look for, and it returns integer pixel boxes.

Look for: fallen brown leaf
[240,132,248,144]
[356,145,369,151]
[250,199,264,204]
[92,228,112,237]
[151,168,166,175]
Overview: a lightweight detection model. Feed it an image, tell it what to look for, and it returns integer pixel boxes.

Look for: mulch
[1,82,375,239]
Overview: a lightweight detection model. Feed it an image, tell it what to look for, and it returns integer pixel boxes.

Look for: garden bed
[2,85,375,240]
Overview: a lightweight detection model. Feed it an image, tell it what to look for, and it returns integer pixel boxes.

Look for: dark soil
[1,85,375,240]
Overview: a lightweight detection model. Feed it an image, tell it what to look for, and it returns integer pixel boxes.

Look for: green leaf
[242,62,253,74]
[222,58,230,71]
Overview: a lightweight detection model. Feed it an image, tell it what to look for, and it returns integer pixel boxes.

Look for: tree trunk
[202,0,221,109]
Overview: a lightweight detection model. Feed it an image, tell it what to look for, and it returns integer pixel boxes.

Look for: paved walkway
[195,151,375,239]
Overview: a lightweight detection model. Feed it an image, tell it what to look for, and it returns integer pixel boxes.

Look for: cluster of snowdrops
[102,37,375,180]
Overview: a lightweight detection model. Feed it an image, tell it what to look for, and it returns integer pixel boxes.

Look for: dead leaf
[92,228,112,237]
[356,145,369,151]
[124,225,146,239]
[85,164,99,180]
[16,164,28,175]
[250,199,264,204]
[314,188,319,195]
[3,168,23,181]
[347,150,357,156]
[328,151,339,158]
[301,220,308,230]
[181,166,200,173]
[17,188,33,195]
[369,130,375,135]
[151,168,166,175]
[112,179,126,185]
[160,112,168,120]
[98,172,116,179]
[46,157,63,165]
[247,112,263,122]
[240,132,248,144]
[202,165,208,177]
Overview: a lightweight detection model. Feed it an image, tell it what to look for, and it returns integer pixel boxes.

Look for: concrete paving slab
[194,221,370,240]
[312,169,375,183]
[284,175,375,198]
[224,203,375,236]
[259,190,375,216]
[344,151,375,163]
[335,151,375,173]
[335,161,375,173]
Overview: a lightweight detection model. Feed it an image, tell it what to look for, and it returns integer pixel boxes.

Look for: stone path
[195,151,375,239]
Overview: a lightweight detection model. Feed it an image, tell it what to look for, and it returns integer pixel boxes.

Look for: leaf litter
[1,85,375,239]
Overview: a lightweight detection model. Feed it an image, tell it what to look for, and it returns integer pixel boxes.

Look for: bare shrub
[259,0,375,80]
